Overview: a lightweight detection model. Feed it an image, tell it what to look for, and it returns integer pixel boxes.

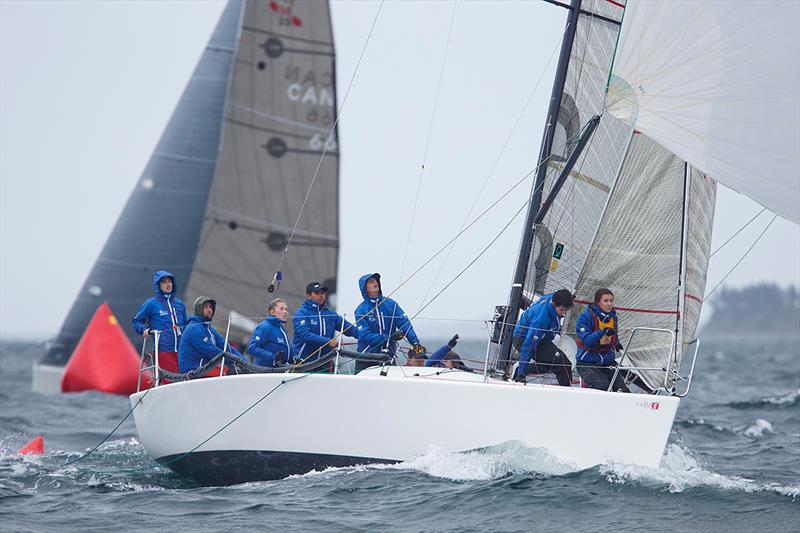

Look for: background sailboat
[34,0,340,394]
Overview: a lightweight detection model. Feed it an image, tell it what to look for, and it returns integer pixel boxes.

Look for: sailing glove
[603,328,615,336]
[274,351,285,365]
[448,334,459,348]
[389,330,404,342]
[411,344,427,356]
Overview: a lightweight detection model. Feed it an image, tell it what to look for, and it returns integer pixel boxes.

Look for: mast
[497,0,582,372]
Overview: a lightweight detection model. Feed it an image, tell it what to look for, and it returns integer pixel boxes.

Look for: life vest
[575,307,617,352]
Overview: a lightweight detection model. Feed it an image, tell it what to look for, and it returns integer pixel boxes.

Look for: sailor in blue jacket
[292,281,358,365]
[248,298,292,367]
[132,270,187,374]
[178,296,245,373]
[424,335,469,371]
[575,288,652,393]
[513,289,574,386]
[355,273,424,370]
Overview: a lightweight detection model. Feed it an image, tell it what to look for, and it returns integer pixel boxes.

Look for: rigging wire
[419,20,567,307]
[271,0,385,283]
[399,0,459,284]
[709,207,766,258]
[412,200,529,320]
[704,214,777,301]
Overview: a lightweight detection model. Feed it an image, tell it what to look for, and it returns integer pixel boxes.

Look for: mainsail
[41,0,339,368]
[503,0,798,389]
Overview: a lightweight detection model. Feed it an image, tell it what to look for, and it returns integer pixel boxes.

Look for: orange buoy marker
[61,302,153,395]
[17,435,45,456]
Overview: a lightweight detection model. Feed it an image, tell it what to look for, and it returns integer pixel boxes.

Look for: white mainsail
[610,0,800,224]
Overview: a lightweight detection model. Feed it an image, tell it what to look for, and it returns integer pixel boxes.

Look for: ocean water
[0,338,798,532]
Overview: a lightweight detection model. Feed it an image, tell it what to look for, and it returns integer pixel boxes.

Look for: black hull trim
[157,450,399,485]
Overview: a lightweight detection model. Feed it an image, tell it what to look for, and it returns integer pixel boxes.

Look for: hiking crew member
[425,335,468,370]
[248,298,292,367]
[132,270,187,376]
[355,273,425,371]
[178,296,245,374]
[293,281,358,365]
[576,288,651,393]
[513,289,574,386]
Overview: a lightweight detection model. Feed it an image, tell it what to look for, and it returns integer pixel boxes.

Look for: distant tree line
[702,283,800,336]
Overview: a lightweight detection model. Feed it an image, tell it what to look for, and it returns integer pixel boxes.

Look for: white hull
[131,367,678,484]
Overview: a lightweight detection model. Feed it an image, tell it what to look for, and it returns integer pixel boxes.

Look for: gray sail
[41,1,244,365]
[184,0,339,345]
[567,133,716,389]
[41,0,339,365]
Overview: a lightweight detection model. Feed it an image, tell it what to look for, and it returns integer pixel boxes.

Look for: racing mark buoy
[61,302,152,395]
[16,435,44,456]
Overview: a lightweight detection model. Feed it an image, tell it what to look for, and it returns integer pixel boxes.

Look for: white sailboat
[130,0,799,485]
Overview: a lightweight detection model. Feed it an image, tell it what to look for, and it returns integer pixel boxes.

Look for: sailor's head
[551,289,574,318]
[268,298,289,322]
[158,275,174,294]
[193,296,216,321]
[406,352,427,367]
[365,276,381,299]
[306,282,329,305]
[443,351,462,370]
[594,288,614,313]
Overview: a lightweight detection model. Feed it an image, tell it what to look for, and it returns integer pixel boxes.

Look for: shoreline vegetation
[701,284,800,338]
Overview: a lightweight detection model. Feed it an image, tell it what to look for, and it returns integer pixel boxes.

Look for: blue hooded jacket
[248,316,292,367]
[178,315,244,373]
[132,270,187,353]
[575,305,618,366]
[516,294,561,376]
[292,299,358,363]
[512,294,553,342]
[355,273,419,355]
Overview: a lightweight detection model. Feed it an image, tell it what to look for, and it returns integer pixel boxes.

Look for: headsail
[610,0,800,223]
[42,0,339,368]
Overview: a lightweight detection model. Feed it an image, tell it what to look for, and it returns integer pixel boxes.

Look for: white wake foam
[739,419,774,438]
[602,444,799,499]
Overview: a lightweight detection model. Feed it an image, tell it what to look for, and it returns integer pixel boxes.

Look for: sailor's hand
[143,328,151,337]
[411,344,427,356]
[274,351,286,365]
[448,334,459,348]
[600,335,611,346]
[389,330,404,342]
[603,327,615,337]
[327,338,340,349]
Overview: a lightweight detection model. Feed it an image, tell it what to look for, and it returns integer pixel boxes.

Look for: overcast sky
[1,0,798,340]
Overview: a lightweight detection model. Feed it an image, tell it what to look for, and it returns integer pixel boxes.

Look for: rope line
[704,214,777,301]
[709,207,766,258]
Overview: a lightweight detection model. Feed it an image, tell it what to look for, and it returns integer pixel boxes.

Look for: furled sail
[41,0,339,368]
[609,0,800,224]
[184,0,340,345]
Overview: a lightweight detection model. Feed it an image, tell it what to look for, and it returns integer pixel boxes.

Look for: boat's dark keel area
[157,450,399,485]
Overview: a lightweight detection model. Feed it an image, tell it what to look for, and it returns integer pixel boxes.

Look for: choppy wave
[730,389,799,408]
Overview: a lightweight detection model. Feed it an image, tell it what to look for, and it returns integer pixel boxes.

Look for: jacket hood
[193,296,216,318]
[267,315,286,326]
[153,270,176,296]
[358,273,382,301]
[186,315,208,326]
